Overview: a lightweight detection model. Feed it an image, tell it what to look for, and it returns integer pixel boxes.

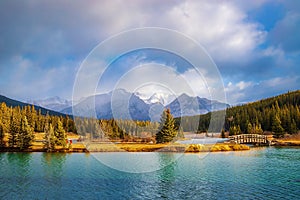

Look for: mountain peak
[61,89,229,120]
[135,92,176,106]
[178,93,191,99]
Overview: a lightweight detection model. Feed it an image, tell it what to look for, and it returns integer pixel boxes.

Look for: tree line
[75,117,161,142]
[0,102,76,150]
[2,90,298,149]
[0,102,181,148]
[178,90,300,138]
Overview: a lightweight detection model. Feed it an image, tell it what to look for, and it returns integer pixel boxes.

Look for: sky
[0,0,299,105]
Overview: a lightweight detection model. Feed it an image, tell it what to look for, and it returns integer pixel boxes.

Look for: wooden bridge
[228,134,268,145]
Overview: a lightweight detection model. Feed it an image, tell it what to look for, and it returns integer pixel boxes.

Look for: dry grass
[281,133,300,142]
[1,132,250,152]
[85,143,175,152]
[83,142,250,152]
[275,133,300,146]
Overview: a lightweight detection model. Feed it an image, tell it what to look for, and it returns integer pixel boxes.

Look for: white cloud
[107,63,226,103]
[2,56,77,100]
[154,1,266,62]
[225,80,254,103]
[263,46,284,57]
[112,63,195,97]
[236,81,253,90]
[2,1,266,63]
[224,76,300,104]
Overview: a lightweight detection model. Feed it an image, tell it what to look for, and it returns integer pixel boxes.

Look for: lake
[0,147,299,199]
[178,138,229,144]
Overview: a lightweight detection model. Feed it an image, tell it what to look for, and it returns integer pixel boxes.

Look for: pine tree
[156,109,177,143]
[44,123,56,152]
[229,125,237,136]
[17,116,34,150]
[55,119,67,148]
[254,124,263,134]
[290,119,298,134]
[43,114,56,152]
[0,120,5,147]
[236,125,242,135]
[8,111,21,147]
[272,114,285,138]
[0,103,11,133]
[246,122,253,134]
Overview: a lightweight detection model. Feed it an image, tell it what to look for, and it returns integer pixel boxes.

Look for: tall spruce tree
[44,123,56,152]
[246,122,253,134]
[156,108,177,143]
[9,111,21,147]
[290,119,297,134]
[272,114,285,138]
[17,116,34,150]
[43,114,56,152]
[0,120,4,147]
[55,119,67,148]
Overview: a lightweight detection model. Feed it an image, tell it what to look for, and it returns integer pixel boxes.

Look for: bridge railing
[228,134,268,144]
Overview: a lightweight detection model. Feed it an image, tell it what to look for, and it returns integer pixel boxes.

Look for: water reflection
[0,149,299,199]
[42,153,66,176]
[0,153,4,163]
[92,152,182,173]
[157,153,176,199]
[6,153,32,195]
[41,153,66,188]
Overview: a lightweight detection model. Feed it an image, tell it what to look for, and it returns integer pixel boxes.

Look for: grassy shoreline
[0,142,251,153]
[2,132,299,153]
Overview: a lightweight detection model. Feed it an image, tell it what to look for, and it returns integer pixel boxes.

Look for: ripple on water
[0,148,299,199]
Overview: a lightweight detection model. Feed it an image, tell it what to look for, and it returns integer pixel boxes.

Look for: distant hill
[167,93,229,117]
[0,95,68,116]
[26,96,72,112]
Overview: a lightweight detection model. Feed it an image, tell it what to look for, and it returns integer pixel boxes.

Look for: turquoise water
[179,138,229,144]
[0,147,299,199]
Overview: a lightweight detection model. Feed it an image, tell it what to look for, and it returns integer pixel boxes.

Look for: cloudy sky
[0,0,299,104]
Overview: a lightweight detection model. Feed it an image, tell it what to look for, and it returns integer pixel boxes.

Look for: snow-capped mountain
[135,92,176,106]
[166,93,229,118]
[27,96,72,112]
[58,89,229,120]
[62,89,151,121]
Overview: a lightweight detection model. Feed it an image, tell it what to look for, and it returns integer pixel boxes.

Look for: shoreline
[272,140,300,146]
[1,140,299,153]
[0,143,252,153]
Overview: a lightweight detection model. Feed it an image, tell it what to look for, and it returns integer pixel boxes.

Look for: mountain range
[62,89,151,121]
[61,89,229,120]
[27,96,72,112]
[0,89,229,121]
[135,92,176,105]
[0,95,67,116]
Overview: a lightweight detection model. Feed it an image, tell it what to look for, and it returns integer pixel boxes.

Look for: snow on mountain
[62,89,150,121]
[27,96,72,112]
[61,89,229,121]
[135,92,176,106]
